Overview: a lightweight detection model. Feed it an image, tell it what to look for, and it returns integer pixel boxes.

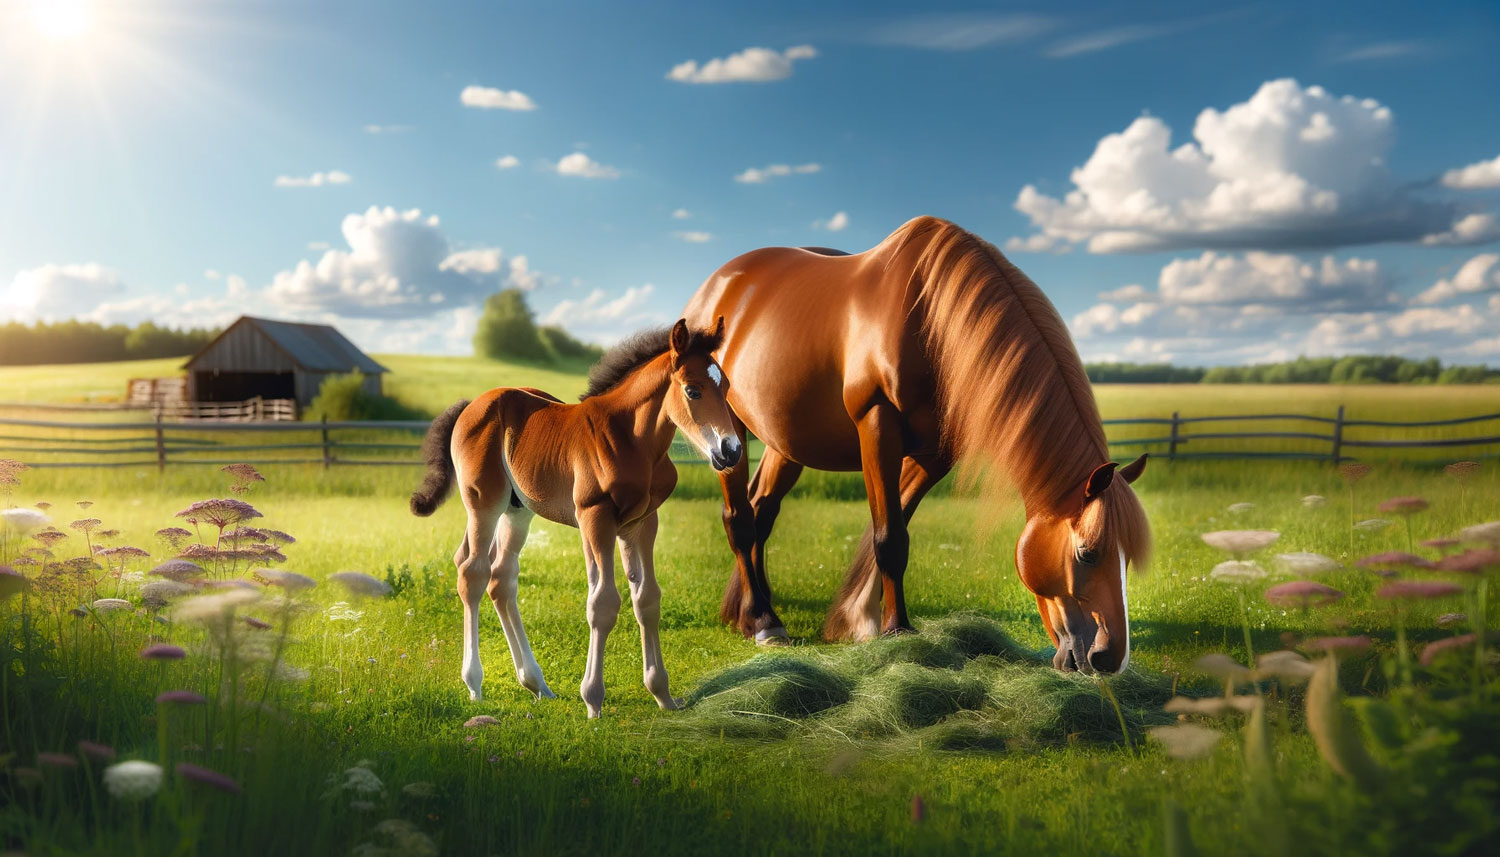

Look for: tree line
[471,289,604,365]
[1084,356,1500,384]
[0,320,220,366]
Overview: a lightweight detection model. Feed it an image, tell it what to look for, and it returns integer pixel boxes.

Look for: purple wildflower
[175,498,262,530]
[150,559,206,581]
[1304,635,1373,654]
[37,752,78,769]
[1376,581,1464,600]
[156,690,208,706]
[140,643,187,661]
[1265,580,1343,608]
[175,762,242,795]
[1433,549,1500,574]
[1419,633,1482,667]
[78,740,116,762]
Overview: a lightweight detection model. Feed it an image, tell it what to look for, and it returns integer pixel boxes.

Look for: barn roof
[185,316,388,374]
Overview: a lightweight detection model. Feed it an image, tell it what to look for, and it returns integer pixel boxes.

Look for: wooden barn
[183,316,388,408]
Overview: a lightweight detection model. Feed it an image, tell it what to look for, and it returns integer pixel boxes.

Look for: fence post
[154,406,166,472]
[1167,411,1180,460]
[321,415,332,468]
[1331,405,1345,463]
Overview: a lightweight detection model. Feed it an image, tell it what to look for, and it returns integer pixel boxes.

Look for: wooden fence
[0,398,296,421]
[0,407,1497,469]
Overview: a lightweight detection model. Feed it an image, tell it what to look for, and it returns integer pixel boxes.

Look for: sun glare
[31,0,93,40]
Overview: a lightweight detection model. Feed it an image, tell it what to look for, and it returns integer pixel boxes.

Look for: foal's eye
[684,385,702,400]
[1077,548,1099,566]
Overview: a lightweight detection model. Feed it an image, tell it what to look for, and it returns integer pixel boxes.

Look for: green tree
[473,289,551,363]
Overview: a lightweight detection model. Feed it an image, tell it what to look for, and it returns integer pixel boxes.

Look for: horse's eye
[684,385,702,400]
[1077,548,1099,566]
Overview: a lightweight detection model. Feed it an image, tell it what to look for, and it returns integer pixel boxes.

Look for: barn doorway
[193,370,296,402]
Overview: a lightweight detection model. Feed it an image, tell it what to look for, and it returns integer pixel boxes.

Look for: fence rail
[1,407,1497,468]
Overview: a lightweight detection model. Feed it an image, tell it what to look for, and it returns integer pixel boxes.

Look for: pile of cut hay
[675,613,1172,752]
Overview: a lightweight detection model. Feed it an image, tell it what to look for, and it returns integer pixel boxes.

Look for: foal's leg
[619,511,681,710]
[487,508,555,700]
[577,507,621,718]
[457,494,502,701]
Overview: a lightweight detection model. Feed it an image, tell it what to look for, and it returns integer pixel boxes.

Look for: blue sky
[2,0,1498,364]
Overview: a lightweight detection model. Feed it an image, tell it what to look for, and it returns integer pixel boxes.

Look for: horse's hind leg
[620,511,680,710]
[487,507,555,700]
[457,491,503,701]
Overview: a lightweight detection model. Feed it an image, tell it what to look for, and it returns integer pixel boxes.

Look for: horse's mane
[580,324,723,400]
[895,216,1150,566]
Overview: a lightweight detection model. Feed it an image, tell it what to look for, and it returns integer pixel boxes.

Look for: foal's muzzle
[709,435,742,471]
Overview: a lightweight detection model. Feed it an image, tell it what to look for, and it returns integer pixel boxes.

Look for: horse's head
[1016,453,1149,675]
[665,316,742,471]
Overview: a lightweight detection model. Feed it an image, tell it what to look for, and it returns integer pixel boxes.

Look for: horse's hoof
[754,626,790,646]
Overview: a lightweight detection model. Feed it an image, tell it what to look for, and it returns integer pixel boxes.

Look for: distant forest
[0,320,220,365]
[1085,356,1500,384]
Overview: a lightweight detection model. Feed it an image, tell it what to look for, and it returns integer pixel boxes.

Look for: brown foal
[409,318,741,717]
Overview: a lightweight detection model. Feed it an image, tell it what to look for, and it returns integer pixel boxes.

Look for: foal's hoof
[534,686,558,701]
[657,696,684,711]
[754,626,790,646]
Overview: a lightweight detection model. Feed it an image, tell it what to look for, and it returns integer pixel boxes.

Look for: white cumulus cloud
[540,285,661,342]
[556,152,620,179]
[672,208,692,219]
[495,155,520,170]
[814,211,849,231]
[667,45,817,84]
[735,162,820,184]
[1421,213,1500,246]
[1,263,125,322]
[274,170,352,188]
[673,231,713,243]
[1414,253,1500,305]
[1010,79,1459,253]
[1442,153,1500,190]
[460,85,536,111]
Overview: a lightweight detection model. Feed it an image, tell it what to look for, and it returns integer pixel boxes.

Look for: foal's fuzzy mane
[894,216,1150,566]
[580,324,723,401]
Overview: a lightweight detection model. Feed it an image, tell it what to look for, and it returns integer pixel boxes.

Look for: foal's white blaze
[1116,546,1131,674]
[706,362,723,387]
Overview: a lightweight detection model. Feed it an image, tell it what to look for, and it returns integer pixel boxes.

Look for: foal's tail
[410,399,470,516]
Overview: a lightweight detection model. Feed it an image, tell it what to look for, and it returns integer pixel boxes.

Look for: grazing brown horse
[683,216,1150,674]
[409,319,742,716]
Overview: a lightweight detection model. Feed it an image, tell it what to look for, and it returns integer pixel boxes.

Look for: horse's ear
[711,315,725,341]
[669,319,690,365]
[1120,453,1148,484]
[1083,462,1118,501]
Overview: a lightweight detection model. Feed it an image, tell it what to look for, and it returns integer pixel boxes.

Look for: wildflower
[1436,612,1468,629]
[1274,552,1339,575]
[1433,549,1500,574]
[98,546,151,561]
[260,529,296,545]
[329,571,393,598]
[0,566,28,601]
[331,766,384,796]
[1338,463,1371,485]
[657,757,666,767]
[176,762,242,795]
[1353,518,1390,532]
[253,568,317,591]
[140,643,187,661]
[102,760,164,801]
[273,663,309,682]
[35,501,50,510]
[402,781,437,798]
[1420,538,1461,552]
[69,518,102,533]
[96,529,120,540]
[1192,653,1253,684]
[174,588,260,622]
[1209,560,1267,584]
[156,690,208,705]
[245,616,272,630]
[465,715,500,728]
[1459,522,1500,547]
[78,740,116,762]
[1419,633,1485,667]
[326,602,364,622]
[1164,695,1259,717]
[155,527,193,547]
[1301,495,1327,508]
[1264,581,1343,609]
[1201,530,1279,556]
[1255,650,1316,681]
[1227,502,1255,514]
[631,776,641,786]
[1444,461,1480,482]
[350,800,375,811]
[92,598,132,612]
[1304,635,1373,654]
[368,819,438,857]
[1,507,50,534]
[141,580,193,609]
[1376,581,1463,600]
[37,752,79,769]
[1148,723,1222,760]
[150,559,206,581]
[1356,552,1430,575]
[175,498,262,530]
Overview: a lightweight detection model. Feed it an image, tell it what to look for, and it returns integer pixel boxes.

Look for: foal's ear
[1083,461,1118,501]
[668,318,691,365]
[1120,453,1148,484]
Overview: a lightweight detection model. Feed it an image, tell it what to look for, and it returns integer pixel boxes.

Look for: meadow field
[2,357,1499,855]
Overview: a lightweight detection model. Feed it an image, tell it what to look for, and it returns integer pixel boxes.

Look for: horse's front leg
[854,402,912,638]
[577,506,621,718]
[619,511,680,710]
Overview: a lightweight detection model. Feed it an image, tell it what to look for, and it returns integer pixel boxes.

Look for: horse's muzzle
[709,435,742,471]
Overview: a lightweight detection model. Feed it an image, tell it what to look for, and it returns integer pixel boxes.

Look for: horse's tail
[410,399,470,516]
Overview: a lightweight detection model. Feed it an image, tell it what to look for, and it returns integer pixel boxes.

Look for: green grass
[3,455,1498,855]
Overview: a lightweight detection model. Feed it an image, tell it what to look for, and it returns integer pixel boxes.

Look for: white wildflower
[1201,530,1279,556]
[334,766,384,796]
[1148,723,1222,760]
[1227,502,1256,514]
[1274,552,1339,576]
[102,760,163,801]
[326,601,364,622]
[1302,494,1327,508]
[255,568,317,591]
[174,588,261,622]
[1461,521,1500,547]
[1209,560,1268,584]
[1,508,50,534]
[1255,650,1316,682]
[1354,518,1391,532]
[328,571,392,598]
[91,598,132,611]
